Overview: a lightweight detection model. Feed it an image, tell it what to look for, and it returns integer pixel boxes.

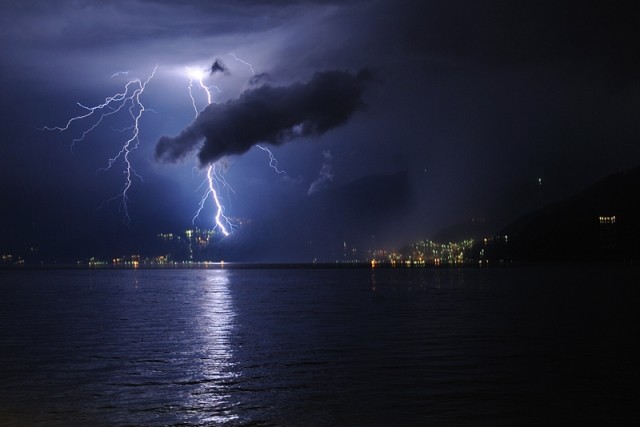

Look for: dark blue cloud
[156,69,371,165]
[210,59,229,76]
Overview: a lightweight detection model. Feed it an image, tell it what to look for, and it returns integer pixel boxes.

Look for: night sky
[1,0,639,261]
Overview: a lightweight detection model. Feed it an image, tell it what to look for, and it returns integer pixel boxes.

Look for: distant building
[398,238,475,266]
[598,215,617,251]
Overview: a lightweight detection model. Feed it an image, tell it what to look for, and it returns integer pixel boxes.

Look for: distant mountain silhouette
[214,171,410,262]
[495,165,640,262]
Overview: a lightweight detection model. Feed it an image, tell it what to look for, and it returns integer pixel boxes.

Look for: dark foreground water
[1,265,639,426]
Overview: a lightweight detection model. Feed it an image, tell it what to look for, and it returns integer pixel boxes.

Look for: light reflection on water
[0,269,245,426]
[190,270,239,424]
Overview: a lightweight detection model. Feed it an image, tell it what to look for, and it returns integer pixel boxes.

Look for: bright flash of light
[256,145,286,174]
[43,66,157,224]
[186,66,222,112]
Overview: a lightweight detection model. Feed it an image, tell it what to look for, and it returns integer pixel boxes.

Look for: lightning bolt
[42,66,157,224]
[185,66,233,237]
[192,164,233,237]
[256,145,286,174]
[99,67,157,223]
[43,57,283,235]
[186,66,220,114]
[186,68,202,117]
[42,79,145,149]
[229,52,255,76]
[110,70,130,79]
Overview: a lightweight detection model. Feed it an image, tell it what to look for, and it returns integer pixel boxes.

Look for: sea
[1,265,638,426]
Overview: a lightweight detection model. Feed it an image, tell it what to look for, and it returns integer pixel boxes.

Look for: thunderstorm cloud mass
[155,69,371,165]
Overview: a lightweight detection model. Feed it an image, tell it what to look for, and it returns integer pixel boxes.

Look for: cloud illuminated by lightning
[42,66,157,224]
[308,150,334,195]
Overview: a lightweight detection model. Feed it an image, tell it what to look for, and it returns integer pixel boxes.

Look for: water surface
[1,266,638,425]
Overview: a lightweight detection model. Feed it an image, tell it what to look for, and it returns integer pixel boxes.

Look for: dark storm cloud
[156,69,371,165]
[248,72,270,87]
[210,59,229,76]
[484,1,638,70]
[379,0,639,73]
